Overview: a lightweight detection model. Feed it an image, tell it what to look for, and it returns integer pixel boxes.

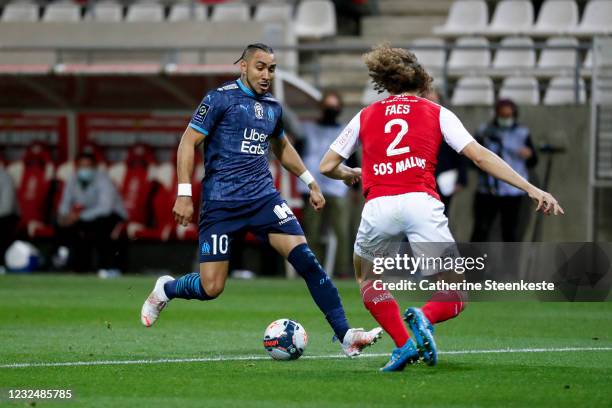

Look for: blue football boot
[380,338,420,372]
[404,307,437,366]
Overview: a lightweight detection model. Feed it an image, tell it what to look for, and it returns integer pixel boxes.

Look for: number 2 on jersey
[385,118,410,157]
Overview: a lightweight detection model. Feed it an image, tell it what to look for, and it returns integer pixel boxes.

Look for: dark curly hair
[363,44,433,95]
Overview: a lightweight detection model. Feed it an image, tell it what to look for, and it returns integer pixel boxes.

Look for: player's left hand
[343,167,361,186]
[309,184,326,211]
[528,186,564,216]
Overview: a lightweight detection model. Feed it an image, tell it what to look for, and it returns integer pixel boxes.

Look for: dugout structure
[588,37,612,241]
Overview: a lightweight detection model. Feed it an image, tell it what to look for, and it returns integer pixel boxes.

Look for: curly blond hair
[363,44,433,95]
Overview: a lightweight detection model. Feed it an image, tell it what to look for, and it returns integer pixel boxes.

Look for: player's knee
[201,280,225,299]
[288,244,321,273]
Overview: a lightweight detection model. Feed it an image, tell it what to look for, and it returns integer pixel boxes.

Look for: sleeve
[439,106,476,153]
[188,90,228,136]
[330,110,362,159]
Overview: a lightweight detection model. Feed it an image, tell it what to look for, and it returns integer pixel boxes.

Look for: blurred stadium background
[0,0,611,276]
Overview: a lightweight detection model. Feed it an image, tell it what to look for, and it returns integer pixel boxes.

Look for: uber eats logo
[241,128,268,155]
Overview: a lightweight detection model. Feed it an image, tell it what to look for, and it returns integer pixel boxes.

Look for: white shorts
[354,192,457,276]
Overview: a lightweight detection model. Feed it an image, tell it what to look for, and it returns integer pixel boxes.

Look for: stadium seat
[6,143,55,238]
[573,0,612,36]
[42,0,81,22]
[210,2,249,22]
[485,0,534,36]
[451,76,494,105]
[129,180,176,241]
[499,76,540,105]
[543,76,586,105]
[361,81,390,106]
[448,37,491,72]
[530,0,578,36]
[433,0,488,36]
[126,1,164,22]
[254,2,292,22]
[140,157,204,241]
[410,37,446,72]
[538,37,580,73]
[294,0,336,39]
[108,144,157,228]
[167,3,207,22]
[492,37,536,70]
[1,0,39,22]
[84,0,123,22]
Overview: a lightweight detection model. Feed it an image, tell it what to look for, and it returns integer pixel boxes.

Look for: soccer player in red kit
[320,44,564,371]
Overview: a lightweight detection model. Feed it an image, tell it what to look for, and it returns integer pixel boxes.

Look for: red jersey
[330,95,474,201]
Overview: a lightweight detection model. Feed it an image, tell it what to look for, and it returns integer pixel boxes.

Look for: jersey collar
[236,78,257,97]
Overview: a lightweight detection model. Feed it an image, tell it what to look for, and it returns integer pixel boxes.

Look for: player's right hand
[173,196,194,226]
[309,184,326,212]
[343,167,362,186]
[527,187,564,216]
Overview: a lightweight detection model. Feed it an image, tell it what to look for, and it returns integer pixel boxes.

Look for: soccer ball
[263,319,308,361]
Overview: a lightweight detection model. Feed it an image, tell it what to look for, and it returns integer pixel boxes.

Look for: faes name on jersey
[385,104,410,116]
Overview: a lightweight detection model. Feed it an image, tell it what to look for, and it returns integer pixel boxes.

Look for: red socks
[421,290,466,324]
[361,280,410,348]
[361,283,466,345]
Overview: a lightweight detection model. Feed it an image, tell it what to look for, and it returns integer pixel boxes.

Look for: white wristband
[177,183,192,197]
[299,170,315,187]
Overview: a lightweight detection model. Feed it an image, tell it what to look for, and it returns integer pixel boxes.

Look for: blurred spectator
[299,90,351,276]
[422,87,468,216]
[56,152,127,275]
[0,161,20,270]
[471,99,538,242]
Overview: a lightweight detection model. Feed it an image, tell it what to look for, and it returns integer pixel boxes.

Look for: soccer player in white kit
[320,44,564,371]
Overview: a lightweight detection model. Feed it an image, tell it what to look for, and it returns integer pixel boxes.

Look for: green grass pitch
[1,274,611,407]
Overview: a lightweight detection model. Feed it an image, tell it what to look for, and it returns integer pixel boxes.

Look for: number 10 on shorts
[210,234,228,255]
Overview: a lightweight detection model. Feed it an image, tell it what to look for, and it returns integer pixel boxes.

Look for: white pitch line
[1,347,611,369]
